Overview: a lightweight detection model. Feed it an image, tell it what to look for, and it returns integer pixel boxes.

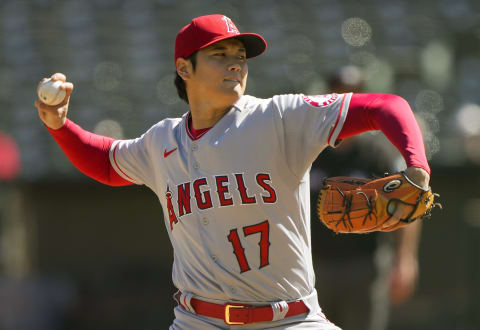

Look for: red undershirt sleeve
[46,119,134,186]
[338,93,431,175]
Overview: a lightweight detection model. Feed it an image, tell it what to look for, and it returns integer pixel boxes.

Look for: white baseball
[37,78,67,106]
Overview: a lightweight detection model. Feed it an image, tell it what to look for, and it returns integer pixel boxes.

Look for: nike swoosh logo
[164,147,177,158]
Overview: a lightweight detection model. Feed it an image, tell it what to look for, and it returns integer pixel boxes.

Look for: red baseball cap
[174,14,267,64]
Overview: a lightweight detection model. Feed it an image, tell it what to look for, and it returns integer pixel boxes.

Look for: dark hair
[174,52,197,104]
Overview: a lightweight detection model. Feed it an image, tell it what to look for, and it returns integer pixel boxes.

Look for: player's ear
[176,58,191,80]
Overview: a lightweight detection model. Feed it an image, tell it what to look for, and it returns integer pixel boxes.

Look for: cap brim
[198,33,267,59]
[234,33,267,58]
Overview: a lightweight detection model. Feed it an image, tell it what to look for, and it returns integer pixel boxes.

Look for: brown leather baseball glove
[316,172,439,234]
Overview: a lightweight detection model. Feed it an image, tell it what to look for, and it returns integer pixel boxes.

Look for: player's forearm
[339,93,430,174]
[46,119,133,186]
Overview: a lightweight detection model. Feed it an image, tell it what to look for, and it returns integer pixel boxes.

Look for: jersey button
[191,143,198,151]
[201,217,209,225]
[193,162,199,169]
[212,255,218,262]
[229,286,237,294]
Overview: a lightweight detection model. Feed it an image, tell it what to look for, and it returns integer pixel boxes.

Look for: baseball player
[34,14,430,329]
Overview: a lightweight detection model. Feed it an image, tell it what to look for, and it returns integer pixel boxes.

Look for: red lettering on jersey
[234,173,257,204]
[227,228,250,273]
[166,186,178,230]
[256,173,277,203]
[177,182,191,216]
[193,178,213,210]
[215,175,233,206]
[243,220,270,268]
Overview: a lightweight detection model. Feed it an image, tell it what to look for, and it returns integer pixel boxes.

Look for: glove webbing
[332,187,376,231]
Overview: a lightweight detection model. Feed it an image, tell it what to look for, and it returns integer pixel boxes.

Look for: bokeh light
[420,41,453,91]
[341,17,372,47]
[363,58,394,93]
[338,65,363,87]
[93,119,124,139]
[456,103,480,136]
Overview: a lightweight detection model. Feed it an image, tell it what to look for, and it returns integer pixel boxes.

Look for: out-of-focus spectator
[0,132,20,181]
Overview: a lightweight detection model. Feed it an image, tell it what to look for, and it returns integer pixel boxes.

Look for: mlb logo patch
[303,94,338,108]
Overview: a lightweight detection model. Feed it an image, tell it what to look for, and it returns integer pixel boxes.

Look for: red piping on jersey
[113,143,136,182]
[327,95,346,145]
[186,112,211,141]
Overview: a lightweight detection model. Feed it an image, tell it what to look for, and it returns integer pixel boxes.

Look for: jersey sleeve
[339,93,431,174]
[109,125,159,186]
[272,93,352,177]
[46,119,133,186]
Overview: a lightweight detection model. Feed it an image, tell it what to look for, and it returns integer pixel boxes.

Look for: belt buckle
[225,304,245,325]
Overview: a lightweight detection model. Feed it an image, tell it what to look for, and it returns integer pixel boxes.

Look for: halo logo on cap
[174,14,267,64]
[221,16,239,34]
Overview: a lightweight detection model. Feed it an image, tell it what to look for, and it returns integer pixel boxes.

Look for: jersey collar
[183,95,249,141]
[185,112,211,141]
[232,95,249,112]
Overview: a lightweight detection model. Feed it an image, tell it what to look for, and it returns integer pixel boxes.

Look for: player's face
[190,39,248,105]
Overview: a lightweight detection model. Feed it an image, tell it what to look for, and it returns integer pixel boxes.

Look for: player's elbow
[378,94,411,113]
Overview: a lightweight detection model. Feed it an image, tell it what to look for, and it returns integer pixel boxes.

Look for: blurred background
[0,0,478,329]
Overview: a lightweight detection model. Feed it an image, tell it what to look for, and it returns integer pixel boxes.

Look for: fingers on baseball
[35,82,73,107]
[34,98,69,113]
[60,82,74,96]
[51,72,66,82]
[34,100,57,112]
[382,202,413,229]
[49,73,74,95]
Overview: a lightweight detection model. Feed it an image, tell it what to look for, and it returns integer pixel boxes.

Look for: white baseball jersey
[110,93,351,308]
